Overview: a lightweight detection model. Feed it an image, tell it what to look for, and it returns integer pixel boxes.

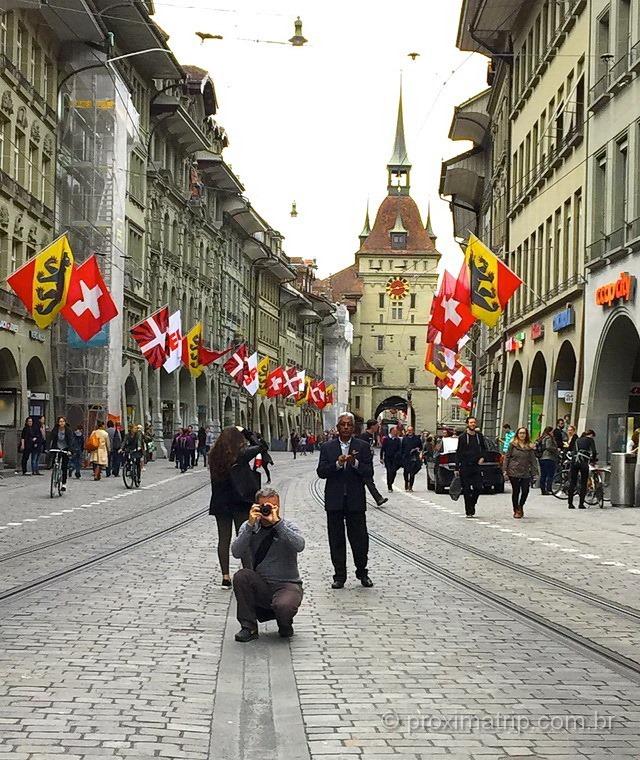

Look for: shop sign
[595,272,636,308]
[558,389,574,402]
[27,391,50,401]
[29,329,46,342]
[530,322,544,340]
[505,335,523,352]
[553,305,575,332]
[0,320,18,334]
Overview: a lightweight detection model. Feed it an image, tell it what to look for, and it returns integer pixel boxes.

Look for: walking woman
[537,425,559,495]
[401,426,422,492]
[503,427,539,518]
[88,420,110,481]
[209,427,264,588]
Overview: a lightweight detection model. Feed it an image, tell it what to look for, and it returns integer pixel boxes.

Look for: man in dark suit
[380,426,402,492]
[317,412,374,589]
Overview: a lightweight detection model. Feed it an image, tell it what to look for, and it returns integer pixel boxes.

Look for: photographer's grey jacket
[231,519,305,584]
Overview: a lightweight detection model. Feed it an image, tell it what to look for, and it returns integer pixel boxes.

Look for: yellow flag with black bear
[182,323,203,377]
[257,356,270,397]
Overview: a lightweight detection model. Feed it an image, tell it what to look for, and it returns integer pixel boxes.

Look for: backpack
[86,431,100,452]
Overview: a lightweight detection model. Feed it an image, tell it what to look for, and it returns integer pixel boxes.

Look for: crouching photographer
[231,486,305,643]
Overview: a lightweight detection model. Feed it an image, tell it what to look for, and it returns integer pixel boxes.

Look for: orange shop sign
[595,272,636,307]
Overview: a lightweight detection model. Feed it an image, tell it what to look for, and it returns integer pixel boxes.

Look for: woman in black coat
[401,427,423,492]
[209,426,265,588]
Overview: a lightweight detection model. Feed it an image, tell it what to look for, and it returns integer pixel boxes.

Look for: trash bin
[610,453,636,507]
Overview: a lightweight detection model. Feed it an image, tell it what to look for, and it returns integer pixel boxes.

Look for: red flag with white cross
[266,366,286,398]
[60,255,118,342]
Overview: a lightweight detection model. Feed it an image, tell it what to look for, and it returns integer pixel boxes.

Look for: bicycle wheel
[133,459,141,488]
[551,469,569,499]
[122,461,134,489]
[50,461,57,498]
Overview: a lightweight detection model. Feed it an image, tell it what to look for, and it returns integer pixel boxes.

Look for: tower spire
[425,203,436,241]
[359,201,372,246]
[387,81,412,195]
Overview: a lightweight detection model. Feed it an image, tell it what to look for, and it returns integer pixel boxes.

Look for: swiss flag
[429,270,475,351]
[130,305,169,369]
[283,367,305,398]
[60,255,118,342]
[266,366,286,398]
[223,344,248,385]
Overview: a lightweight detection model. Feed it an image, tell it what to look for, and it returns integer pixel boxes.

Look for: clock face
[386,277,409,300]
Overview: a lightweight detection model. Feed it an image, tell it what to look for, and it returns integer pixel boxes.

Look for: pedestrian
[144,424,155,463]
[290,430,299,459]
[209,426,265,588]
[197,426,207,466]
[46,416,74,491]
[500,423,515,454]
[299,433,307,456]
[187,425,197,468]
[503,427,539,518]
[231,486,305,642]
[455,417,488,518]
[536,425,559,495]
[205,425,215,455]
[19,417,38,475]
[380,425,402,492]
[88,420,110,481]
[565,424,578,452]
[317,412,374,589]
[105,420,122,477]
[71,424,85,478]
[253,433,273,484]
[553,418,568,450]
[170,428,181,468]
[357,419,388,506]
[628,428,640,456]
[568,429,597,509]
[175,428,191,473]
[401,425,422,492]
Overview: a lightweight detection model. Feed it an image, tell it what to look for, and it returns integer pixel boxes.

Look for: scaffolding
[54,61,129,429]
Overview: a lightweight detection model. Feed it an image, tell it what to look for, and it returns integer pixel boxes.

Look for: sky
[151,0,489,278]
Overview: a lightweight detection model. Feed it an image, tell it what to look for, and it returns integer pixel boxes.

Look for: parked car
[425,441,504,494]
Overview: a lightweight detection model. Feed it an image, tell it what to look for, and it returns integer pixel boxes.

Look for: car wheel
[426,470,435,491]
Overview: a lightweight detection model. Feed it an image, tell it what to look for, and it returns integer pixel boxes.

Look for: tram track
[310,477,640,681]
[0,479,210,565]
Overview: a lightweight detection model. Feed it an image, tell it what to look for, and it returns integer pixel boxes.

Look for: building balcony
[586,221,640,267]
[0,286,28,318]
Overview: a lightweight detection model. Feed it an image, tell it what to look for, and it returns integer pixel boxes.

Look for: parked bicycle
[48,449,70,498]
[122,451,142,489]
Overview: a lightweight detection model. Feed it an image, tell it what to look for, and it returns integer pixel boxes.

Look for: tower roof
[360,195,437,254]
[359,202,372,240]
[425,203,436,240]
[388,86,411,169]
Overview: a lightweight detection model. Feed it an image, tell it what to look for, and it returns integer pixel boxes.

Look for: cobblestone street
[1,454,640,759]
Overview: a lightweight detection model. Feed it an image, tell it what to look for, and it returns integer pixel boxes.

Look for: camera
[260,503,274,516]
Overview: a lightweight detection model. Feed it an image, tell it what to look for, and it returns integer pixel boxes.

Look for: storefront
[581,270,639,462]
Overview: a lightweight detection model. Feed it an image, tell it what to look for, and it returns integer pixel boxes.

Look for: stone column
[152,369,167,457]
[211,369,221,438]
[190,375,198,427]
[175,371,182,428]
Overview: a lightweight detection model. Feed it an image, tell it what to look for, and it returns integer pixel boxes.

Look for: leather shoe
[376,497,389,506]
[234,627,258,643]
[360,575,374,588]
[278,624,294,638]
[331,580,345,589]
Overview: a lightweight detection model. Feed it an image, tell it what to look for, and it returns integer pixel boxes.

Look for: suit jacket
[381,436,402,468]
[317,437,373,512]
[401,435,422,465]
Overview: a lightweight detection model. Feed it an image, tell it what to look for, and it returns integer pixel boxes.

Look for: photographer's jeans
[233,569,303,631]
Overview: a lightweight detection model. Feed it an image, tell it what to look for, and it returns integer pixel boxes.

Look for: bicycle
[122,451,142,489]
[48,449,70,498]
[551,455,572,500]
[584,465,610,509]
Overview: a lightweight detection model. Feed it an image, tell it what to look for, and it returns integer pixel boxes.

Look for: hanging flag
[282,367,304,398]
[163,310,183,373]
[325,384,334,407]
[223,343,248,385]
[130,306,169,369]
[309,380,327,409]
[199,342,235,367]
[425,342,457,380]
[7,234,74,329]
[428,270,476,351]
[266,366,286,398]
[181,323,204,377]
[296,375,311,406]
[257,356,270,397]
[465,234,522,327]
[242,352,259,396]
[60,254,118,341]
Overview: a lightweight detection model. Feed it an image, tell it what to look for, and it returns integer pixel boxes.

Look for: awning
[449,90,491,145]
[281,282,311,306]
[151,95,210,152]
[457,0,525,54]
[40,0,105,44]
[440,147,485,209]
[265,257,296,281]
[196,152,244,193]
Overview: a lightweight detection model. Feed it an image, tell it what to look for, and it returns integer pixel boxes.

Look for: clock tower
[326,87,442,431]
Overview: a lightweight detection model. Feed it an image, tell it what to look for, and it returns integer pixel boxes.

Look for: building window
[410,293,416,309]
[41,153,52,207]
[16,23,25,74]
[355,395,361,409]
[573,189,582,277]
[409,336,416,351]
[0,118,7,174]
[27,143,37,196]
[391,305,403,320]
[409,368,416,384]
[378,293,385,308]
[11,238,22,271]
[594,151,607,241]
[596,10,610,83]
[613,136,628,234]
[376,336,384,351]
[14,128,25,185]
[376,368,383,384]
[30,40,40,88]
[43,58,53,106]
[391,232,407,250]
[0,12,7,58]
